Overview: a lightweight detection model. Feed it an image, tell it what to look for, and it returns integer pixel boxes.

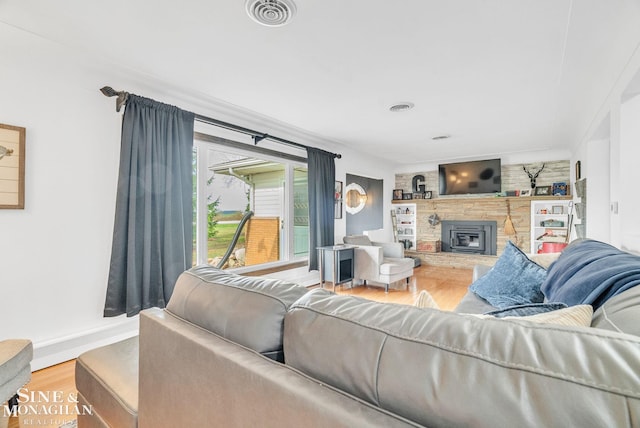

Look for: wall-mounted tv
[438,158,502,195]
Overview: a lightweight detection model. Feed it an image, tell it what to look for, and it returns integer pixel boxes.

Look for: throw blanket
[541,239,640,310]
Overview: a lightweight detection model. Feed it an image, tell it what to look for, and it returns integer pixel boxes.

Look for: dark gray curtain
[104,95,195,317]
[307,147,335,271]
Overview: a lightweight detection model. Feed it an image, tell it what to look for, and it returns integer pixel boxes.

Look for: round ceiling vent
[389,102,414,112]
[245,0,297,27]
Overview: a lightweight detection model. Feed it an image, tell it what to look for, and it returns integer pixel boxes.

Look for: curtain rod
[100,86,342,159]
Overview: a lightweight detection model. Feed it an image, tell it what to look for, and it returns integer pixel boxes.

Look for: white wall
[585,138,611,243]
[609,102,623,248]
[619,93,640,251]
[0,22,398,369]
[570,42,640,253]
[0,25,138,369]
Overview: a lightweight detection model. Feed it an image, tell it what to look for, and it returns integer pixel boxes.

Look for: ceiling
[2,0,640,164]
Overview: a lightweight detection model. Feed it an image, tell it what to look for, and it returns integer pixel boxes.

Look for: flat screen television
[438,158,502,195]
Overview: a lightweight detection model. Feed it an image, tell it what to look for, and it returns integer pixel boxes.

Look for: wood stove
[441,220,497,255]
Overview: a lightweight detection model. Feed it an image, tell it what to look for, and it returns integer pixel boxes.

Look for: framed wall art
[393,189,403,200]
[334,181,343,219]
[552,182,568,196]
[534,185,551,196]
[0,123,26,209]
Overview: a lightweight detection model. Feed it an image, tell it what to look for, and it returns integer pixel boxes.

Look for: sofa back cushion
[284,289,640,428]
[166,265,308,361]
[343,235,372,246]
[592,285,640,336]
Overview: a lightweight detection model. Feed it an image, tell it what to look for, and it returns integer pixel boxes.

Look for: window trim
[194,132,307,163]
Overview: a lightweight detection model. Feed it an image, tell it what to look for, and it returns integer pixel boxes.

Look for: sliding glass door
[193,138,308,269]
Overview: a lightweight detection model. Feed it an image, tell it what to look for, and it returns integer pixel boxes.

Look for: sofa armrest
[472,264,492,282]
[0,339,32,403]
[371,241,404,259]
[353,246,384,280]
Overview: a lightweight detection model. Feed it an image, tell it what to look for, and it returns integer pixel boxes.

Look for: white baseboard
[31,317,139,371]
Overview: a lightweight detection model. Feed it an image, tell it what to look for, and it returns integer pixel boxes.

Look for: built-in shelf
[530,200,572,253]
[391,203,416,251]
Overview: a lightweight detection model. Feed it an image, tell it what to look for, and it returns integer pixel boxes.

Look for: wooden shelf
[392,195,572,204]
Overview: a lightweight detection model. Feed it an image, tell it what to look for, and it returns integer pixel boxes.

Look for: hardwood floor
[6,265,470,428]
[7,359,77,428]
[332,264,471,310]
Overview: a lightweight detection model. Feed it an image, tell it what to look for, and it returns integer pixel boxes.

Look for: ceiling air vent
[246,0,297,27]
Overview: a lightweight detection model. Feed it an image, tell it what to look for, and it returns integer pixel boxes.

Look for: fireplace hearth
[441,220,497,255]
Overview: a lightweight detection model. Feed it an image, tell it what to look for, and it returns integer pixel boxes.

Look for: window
[193,137,308,270]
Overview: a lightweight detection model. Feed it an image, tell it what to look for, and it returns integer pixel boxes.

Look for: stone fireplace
[401,197,532,268]
[441,220,497,255]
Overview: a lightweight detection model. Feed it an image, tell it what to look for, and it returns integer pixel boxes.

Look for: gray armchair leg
[385,283,389,293]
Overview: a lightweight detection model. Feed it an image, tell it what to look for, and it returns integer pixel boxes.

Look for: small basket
[417,240,441,253]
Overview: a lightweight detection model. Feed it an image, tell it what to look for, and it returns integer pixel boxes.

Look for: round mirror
[344,183,367,214]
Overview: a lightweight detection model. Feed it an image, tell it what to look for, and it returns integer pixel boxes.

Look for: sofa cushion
[418,290,590,326]
[469,241,546,308]
[284,289,640,428]
[75,336,138,428]
[528,252,561,268]
[485,302,568,317]
[379,257,414,275]
[413,290,440,309]
[453,290,496,314]
[166,265,308,362]
[541,239,640,310]
[592,285,640,336]
[507,304,593,326]
[474,304,594,327]
[343,235,373,246]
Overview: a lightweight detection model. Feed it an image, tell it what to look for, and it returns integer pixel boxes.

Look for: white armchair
[343,235,414,293]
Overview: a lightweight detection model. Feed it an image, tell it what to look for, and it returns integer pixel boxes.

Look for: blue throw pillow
[469,241,547,309]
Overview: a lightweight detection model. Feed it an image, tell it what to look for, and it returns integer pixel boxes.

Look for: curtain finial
[100,86,129,112]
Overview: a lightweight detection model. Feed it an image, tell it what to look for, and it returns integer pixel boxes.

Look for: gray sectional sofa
[76,241,640,427]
